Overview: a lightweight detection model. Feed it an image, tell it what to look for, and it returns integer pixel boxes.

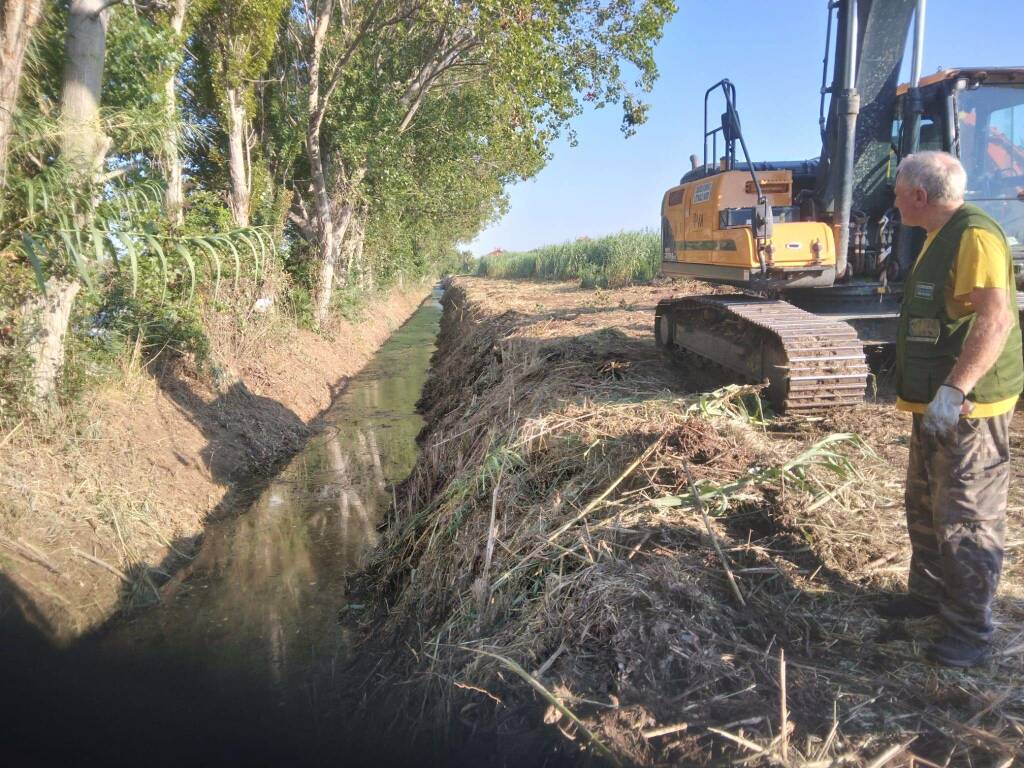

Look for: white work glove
[921,384,966,438]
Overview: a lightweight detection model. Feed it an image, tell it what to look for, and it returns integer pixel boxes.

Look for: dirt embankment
[367,277,1024,767]
[0,286,430,642]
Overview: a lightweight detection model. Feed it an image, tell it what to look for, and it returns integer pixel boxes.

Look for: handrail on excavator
[702,79,765,204]
[702,79,772,259]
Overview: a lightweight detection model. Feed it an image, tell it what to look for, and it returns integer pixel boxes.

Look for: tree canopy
[0,0,675,411]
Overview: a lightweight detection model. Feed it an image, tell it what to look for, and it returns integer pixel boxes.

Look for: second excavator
[656,0,1024,411]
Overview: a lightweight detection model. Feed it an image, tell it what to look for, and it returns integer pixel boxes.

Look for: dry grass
[366,278,1024,766]
[0,393,210,637]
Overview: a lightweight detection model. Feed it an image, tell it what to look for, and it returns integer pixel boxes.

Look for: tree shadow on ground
[1,570,435,767]
[155,365,316,487]
[106,367,328,614]
[0,403,459,768]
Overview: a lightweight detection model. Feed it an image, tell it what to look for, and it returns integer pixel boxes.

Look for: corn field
[476,230,660,288]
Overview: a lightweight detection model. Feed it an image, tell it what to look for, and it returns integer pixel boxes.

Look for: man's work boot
[925,634,991,668]
[875,594,940,620]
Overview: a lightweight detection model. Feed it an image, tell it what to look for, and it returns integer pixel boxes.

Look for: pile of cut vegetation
[365,278,1024,766]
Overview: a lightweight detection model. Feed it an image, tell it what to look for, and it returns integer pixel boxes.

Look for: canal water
[107,289,442,685]
[3,292,446,767]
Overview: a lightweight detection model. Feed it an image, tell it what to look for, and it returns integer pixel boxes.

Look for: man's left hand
[922,384,966,437]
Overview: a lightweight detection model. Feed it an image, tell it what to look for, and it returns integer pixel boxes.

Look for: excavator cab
[890,69,1024,281]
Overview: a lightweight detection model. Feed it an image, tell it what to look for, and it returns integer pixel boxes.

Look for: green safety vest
[896,203,1023,405]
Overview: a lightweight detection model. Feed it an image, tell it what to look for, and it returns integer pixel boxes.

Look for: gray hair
[896,151,966,204]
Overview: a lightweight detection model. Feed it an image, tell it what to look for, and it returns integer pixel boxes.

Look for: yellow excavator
[656,0,1024,411]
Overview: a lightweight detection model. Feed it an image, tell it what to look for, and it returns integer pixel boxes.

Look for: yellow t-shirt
[896,226,1019,417]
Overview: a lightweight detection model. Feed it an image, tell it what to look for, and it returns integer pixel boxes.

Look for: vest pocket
[901,351,956,403]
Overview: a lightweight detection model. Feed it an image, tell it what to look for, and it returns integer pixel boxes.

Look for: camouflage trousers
[905,411,1011,644]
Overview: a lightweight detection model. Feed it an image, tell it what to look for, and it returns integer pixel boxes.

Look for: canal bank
[4,276,1022,767]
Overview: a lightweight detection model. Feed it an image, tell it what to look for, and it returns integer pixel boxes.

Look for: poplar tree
[284,0,674,328]
[1,0,675,410]
[196,0,288,227]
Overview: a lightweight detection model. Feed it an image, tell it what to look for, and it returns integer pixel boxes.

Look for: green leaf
[121,233,140,297]
[57,215,94,290]
[214,234,242,290]
[237,230,261,281]
[104,227,121,271]
[21,233,47,294]
[193,237,224,300]
[144,234,169,303]
[175,242,197,302]
[91,226,106,268]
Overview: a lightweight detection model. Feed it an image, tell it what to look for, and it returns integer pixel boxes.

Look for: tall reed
[476,230,660,288]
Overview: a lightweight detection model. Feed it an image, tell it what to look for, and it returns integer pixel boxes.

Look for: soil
[365,276,1024,767]
[0,285,430,643]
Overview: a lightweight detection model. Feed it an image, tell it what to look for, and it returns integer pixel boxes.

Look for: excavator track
[655,294,870,413]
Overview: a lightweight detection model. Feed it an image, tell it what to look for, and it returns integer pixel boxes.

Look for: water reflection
[109,295,441,693]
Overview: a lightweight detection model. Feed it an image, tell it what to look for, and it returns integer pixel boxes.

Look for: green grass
[476,230,660,288]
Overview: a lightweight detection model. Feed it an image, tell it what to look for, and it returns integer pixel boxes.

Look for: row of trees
[0,0,674,409]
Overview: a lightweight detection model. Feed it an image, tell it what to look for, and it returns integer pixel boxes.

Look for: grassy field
[476,230,660,288]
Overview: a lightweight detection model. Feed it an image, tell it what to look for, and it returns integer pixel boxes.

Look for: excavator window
[885,115,942,182]
[986,104,1024,174]
[720,206,798,229]
[888,117,902,179]
[957,84,1024,250]
[918,119,943,152]
[958,85,1024,189]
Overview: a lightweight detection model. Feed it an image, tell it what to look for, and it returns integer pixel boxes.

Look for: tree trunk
[60,0,111,175]
[225,85,250,227]
[22,278,80,405]
[308,124,335,328]
[161,0,188,226]
[341,214,364,286]
[307,0,336,329]
[36,0,112,409]
[305,0,368,327]
[0,0,43,191]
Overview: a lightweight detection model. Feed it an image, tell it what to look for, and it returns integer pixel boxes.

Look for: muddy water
[3,293,444,767]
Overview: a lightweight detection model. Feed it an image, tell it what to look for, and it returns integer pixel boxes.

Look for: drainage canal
[4,291,444,767]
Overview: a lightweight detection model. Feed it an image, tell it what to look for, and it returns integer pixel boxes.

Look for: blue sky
[469,0,1023,256]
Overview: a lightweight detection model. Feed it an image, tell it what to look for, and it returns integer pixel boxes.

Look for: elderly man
[879,151,1023,666]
